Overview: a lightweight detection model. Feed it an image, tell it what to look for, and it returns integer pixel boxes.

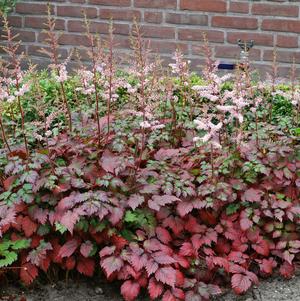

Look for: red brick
[57,6,97,18]
[0,44,26,55]
[212,16,258,29]
[165,13,208,25]
[144,12,163,24]
[252,3,298,17]
[262,19,300,33]
[251,63,273,79]
[229,2,249,13]
[189,58,206,73]
[148,40,189,54]
[137,26,175,39]
[15,3,51,15]
[13,30,36,42]
[25,17,65,30]
[67,20,84,32]
[277,35,298,48]
[178,28,224,43]
[90,21,130,36]
[111,36,131,48]
[6,16,22,27]
[134,0,177,9]
[215,45,261,60]
[58,33,90,47]
[27,45,68,59]
[180,0,226,13]
[68,20,129,35]
[227,32,274,47]
[264,50,300,64]
[278,66,300,78]
[99,9,141,21]
[88,0,130,5]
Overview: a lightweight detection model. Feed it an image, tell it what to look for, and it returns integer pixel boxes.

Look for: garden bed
[2,274,300,301]
[0,12,300,301]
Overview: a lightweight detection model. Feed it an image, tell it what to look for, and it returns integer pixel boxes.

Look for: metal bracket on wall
[218,39,255,71]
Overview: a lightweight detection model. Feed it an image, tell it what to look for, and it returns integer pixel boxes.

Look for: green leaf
[37,224,51,236]
[0,250,18,267]
[120,229,136,241]
[124,211,137,223]
[11,239,30,250]
[55,222,68,234]
[76,219,89,232]
[0,241,11,252]
[276,193,285,200]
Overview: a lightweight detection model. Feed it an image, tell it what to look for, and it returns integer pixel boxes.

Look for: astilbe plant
[0,14,299,301]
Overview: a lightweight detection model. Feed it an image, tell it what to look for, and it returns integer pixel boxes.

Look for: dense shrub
[0,13,299,301]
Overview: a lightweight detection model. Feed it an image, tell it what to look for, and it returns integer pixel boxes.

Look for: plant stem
[106,24,114,143]
[0,116,11,152]
[210,143,215,181]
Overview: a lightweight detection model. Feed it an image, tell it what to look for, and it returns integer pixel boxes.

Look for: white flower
[7,95,15,103]
[201,133,211,143]
[140,121,151,129]
[96,63,106,73]
[15,83,30,97]
[45,130,52,137]
[55,65,68,83]
[152,124,165,130]
[194,119,208,130]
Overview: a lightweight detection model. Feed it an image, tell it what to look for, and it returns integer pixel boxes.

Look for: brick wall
[4,0,300,77]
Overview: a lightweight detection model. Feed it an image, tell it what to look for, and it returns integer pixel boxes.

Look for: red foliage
[0,128,299,300]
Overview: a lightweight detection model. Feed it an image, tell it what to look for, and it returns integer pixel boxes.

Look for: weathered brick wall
[4,0,300,76]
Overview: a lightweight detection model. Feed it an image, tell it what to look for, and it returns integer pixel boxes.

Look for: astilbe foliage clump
[0,14,300,301]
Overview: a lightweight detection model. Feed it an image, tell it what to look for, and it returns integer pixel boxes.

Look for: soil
[2,275,300,301]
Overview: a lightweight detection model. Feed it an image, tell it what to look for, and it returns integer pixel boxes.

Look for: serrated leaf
[128,194,144,210]
[121,280,140,301]
[242,188,263,203]
[155,267,176,288]
[20,263,38,285]
[77,257,95,277]
[148,277,164,300]
[58,239,79,258]
[101,255,124,277]
[11,239,30,250]
[80,241,93,258]
[0,250,18,267]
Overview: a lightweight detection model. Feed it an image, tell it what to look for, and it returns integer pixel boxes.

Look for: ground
[2,274,300,301]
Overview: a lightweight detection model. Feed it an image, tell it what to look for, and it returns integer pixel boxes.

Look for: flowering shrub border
[0,11,300,301]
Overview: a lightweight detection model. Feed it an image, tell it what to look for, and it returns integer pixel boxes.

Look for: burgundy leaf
[101,150,120,174]
[128,194,145,210]
[121,280,140,301]
[242,188,263,203]
[148,195,180,211]
[101,256,124,277]
[58,239,79,258]
[156,227,172,244]
[77,257,95,277]
[231,273,252,294]
[99,246,116,258]
[148,277,164,300]
[155,267,176,288]
[80,241,93,258]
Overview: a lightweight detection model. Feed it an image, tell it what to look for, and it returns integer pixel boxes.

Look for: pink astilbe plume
[169,50,190,81]
[75,70,95,96]
[41,5,73,132]
[193,118,223,149]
